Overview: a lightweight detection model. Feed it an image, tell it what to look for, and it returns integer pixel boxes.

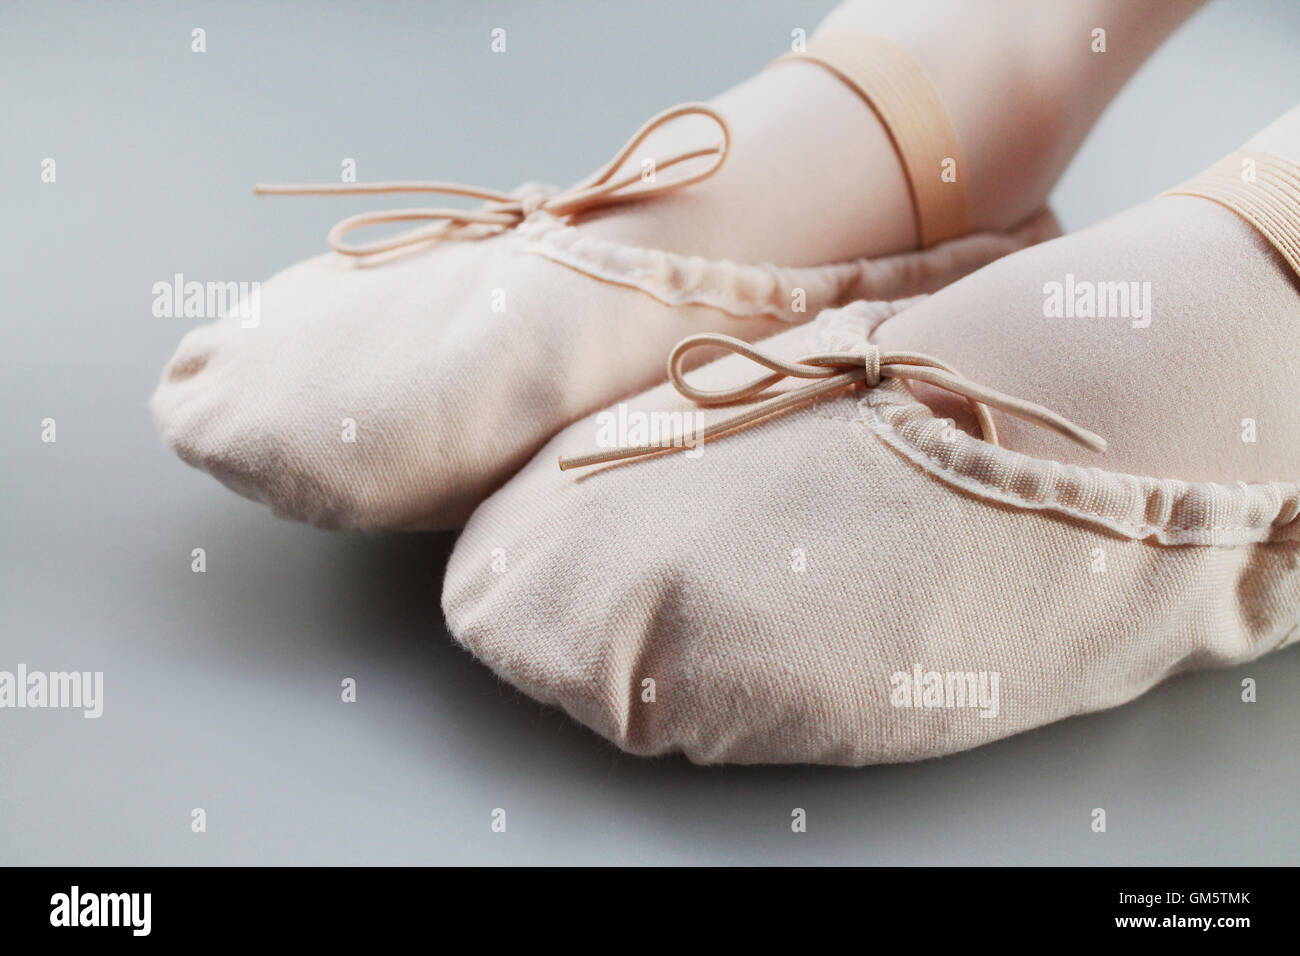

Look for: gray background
[2,0,1298,865]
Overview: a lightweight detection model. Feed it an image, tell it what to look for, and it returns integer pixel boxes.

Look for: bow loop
[255,103,730,259]
[667,333,851,407]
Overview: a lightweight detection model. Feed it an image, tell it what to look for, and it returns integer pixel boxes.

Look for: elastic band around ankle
[774,31,973,249]
[1161,149,1300,280]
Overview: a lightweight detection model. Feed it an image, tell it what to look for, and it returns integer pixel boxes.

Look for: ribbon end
[1070,427,1107,454]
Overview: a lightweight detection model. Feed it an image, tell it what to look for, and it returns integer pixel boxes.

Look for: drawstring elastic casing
[558,333,1106,471]
[255,104,730,259]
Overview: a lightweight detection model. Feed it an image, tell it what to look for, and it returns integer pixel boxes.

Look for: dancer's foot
[151,0,1201,529]
[874,105,1300,482]
[442,109,1300,764]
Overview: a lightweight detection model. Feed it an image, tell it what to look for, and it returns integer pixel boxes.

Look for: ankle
[575,61,916,266]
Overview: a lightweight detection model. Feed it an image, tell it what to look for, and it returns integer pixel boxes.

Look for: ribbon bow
[254,103,730,259]
[557,333,1106,471]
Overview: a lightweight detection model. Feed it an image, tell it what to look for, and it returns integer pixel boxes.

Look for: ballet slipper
[442,120,1300,763]
[151,35,1056,530]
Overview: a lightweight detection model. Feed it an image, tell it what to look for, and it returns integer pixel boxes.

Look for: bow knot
[557,333,1106,471]
[517,189,552,220]
[254,103,730,259]
[853,342,882,387]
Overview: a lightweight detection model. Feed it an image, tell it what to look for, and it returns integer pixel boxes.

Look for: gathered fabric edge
[510,209,1055,323]
[838,380,1300,547]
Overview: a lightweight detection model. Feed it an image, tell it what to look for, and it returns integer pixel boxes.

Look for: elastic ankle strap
[1161,149,1300,280]
[774,31,972,249]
